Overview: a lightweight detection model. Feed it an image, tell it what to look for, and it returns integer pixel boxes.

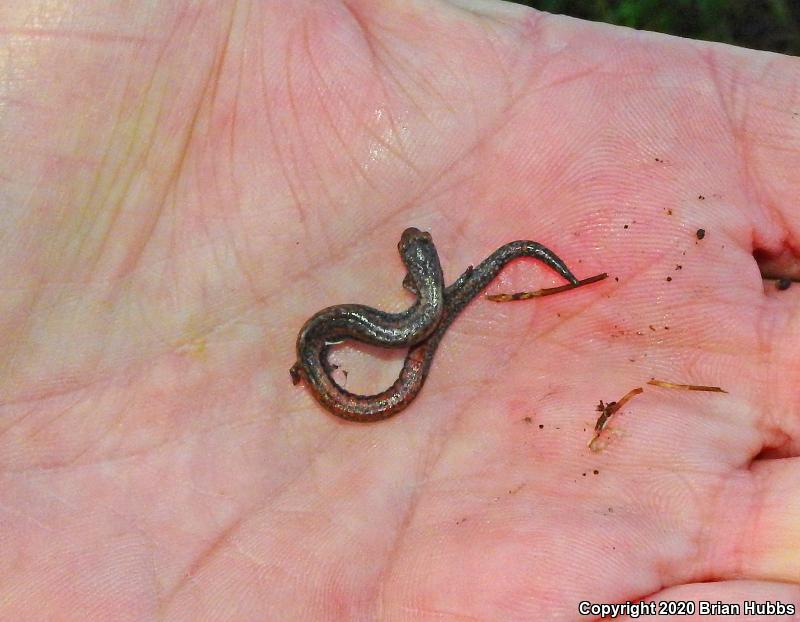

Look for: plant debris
[589,378,728,451]
[592,388,644,437]
[486,272,608,302]
[647,379,726,392]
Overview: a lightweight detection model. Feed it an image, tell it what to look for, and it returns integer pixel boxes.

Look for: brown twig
[647,379,727,393]
[592,387,644,435]
[486,272,608,302]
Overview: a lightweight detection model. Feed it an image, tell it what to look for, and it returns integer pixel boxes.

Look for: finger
[730,47,800,454]
[732,51,800,282]
[757,276,800,457]
[708,457,800,584]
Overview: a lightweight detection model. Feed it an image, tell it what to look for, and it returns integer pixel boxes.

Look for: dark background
[518,0,800,55]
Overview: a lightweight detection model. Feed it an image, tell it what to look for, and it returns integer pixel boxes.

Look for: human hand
[2,1,799,619]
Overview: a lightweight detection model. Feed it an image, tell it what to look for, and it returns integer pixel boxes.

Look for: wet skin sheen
[290,227,580,422]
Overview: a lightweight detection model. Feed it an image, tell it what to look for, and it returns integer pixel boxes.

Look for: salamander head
[398,227,432,254]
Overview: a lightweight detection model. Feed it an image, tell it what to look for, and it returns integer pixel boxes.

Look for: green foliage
[521,0,800,55]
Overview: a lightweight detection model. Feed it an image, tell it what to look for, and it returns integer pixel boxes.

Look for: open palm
[2,1,799,620]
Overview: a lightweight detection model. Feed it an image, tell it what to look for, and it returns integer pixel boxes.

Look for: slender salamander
[290,227,582,422]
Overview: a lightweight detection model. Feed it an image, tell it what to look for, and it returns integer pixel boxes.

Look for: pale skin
[1,0,800,620]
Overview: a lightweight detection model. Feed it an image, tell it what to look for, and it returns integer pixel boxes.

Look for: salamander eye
[398,227,430,251]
